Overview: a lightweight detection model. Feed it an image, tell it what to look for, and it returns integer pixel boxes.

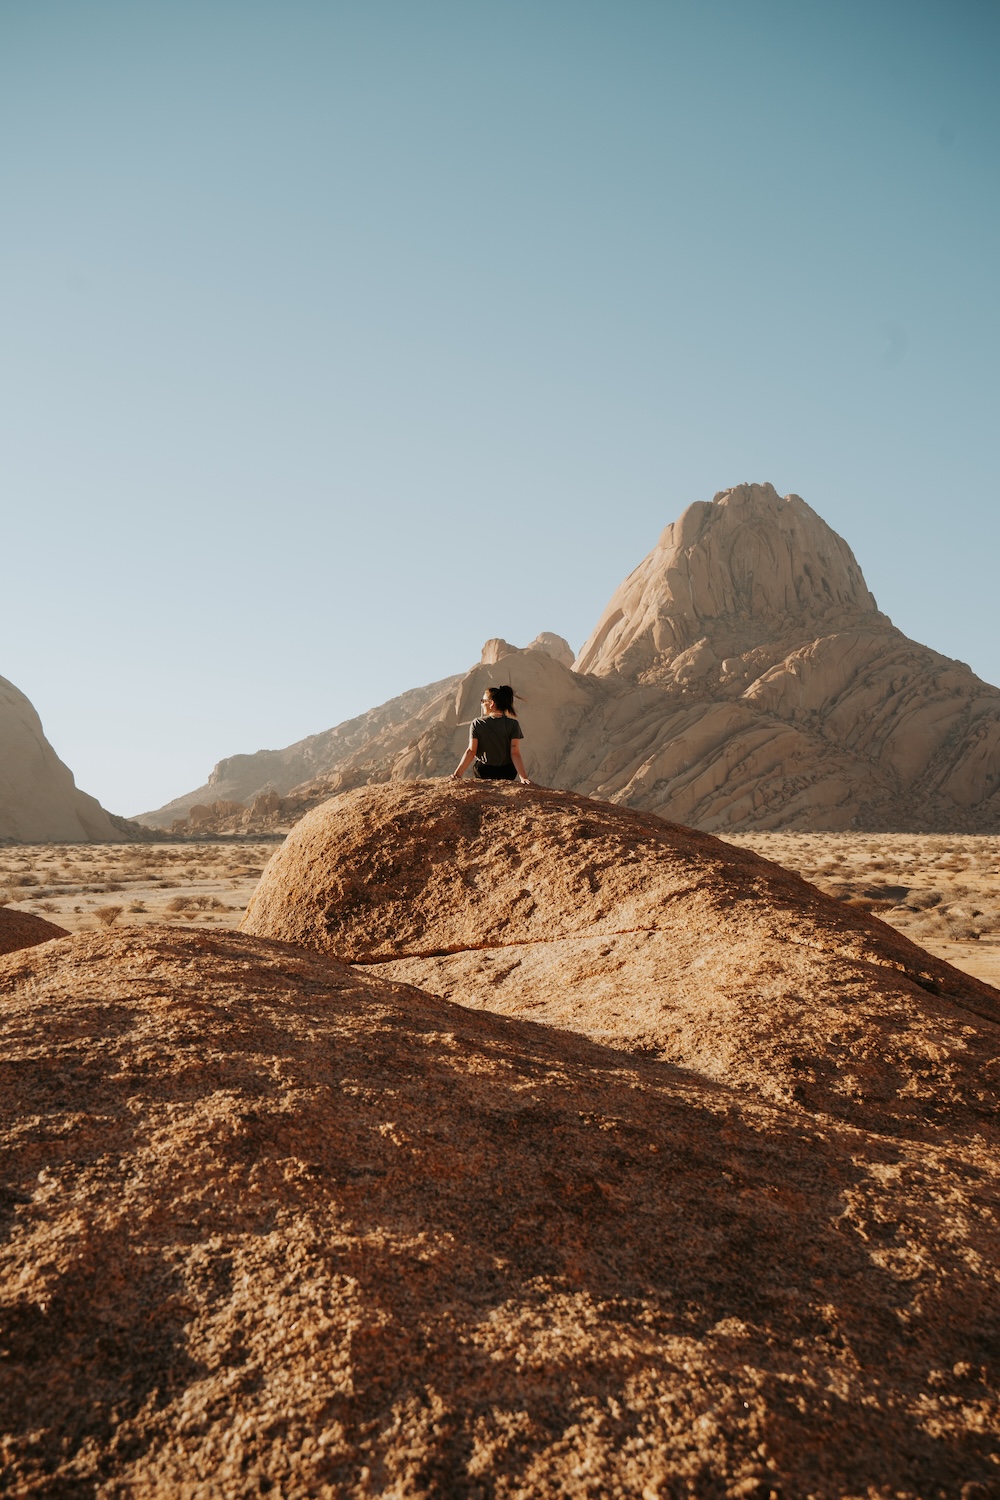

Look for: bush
[93,905,124,928]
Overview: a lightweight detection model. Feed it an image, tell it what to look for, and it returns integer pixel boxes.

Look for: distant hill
[146,484,1000,834]
[136,672,463,829]
[0,674,132,842]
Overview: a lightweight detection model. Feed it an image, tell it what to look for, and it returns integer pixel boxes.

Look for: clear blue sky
[2,0,997,817]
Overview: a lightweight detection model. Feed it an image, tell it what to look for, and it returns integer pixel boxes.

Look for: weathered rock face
[0,675,126,842]
[242,781,1000,1140]
[0,906,69,955]
[575,483,878,678]
[3,923,999,1496]
[565,483,1000,829]
[143,483,1000,832]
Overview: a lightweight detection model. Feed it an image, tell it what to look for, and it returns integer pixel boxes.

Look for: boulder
[1,923,999,1496]
[526,631,576,667]
[241,780,1000,1139]
[0,907,69,956]
[188,800,246,828]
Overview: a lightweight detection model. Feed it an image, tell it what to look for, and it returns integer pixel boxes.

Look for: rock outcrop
[0,675,128,842]
[143,485,1000,832]
[3,921,999,1495]
[0,907,69,956]
[566,484,1000,829]
[242,780,1000,1140]
[575,482,878,678]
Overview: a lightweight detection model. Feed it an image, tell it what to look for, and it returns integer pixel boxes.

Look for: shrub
[93,905,124,928]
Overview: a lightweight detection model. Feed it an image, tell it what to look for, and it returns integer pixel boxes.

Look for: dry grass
[93,905,124,928]
[0,841,280,935]
[721,830,1000,989]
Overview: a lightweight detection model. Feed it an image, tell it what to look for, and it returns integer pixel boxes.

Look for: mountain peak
[575,482,878,679]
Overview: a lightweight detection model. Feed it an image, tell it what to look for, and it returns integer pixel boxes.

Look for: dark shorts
[473,762,517,781]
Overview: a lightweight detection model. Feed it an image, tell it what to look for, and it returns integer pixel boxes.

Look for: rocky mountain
[566,482,1000,829]
[3,784,998,1493]
[138,635,577,831]
[147,484,1000,833]
[139,670,465,828]
[0,674,129,842]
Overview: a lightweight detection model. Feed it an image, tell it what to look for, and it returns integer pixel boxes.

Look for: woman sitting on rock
[451,686,532,784]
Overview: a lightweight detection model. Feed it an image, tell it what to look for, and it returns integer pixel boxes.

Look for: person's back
[470,712,522,769]
[451,685,532,785]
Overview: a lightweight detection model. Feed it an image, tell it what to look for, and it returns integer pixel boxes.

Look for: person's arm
[510,738,532,786]
[452,738,478,780]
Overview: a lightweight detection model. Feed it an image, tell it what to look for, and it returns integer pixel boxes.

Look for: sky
[1,0,997,817]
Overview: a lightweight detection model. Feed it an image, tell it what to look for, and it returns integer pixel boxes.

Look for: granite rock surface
[0,906,69,955]
[2,922,999,1497]
[243,780,1000,1142]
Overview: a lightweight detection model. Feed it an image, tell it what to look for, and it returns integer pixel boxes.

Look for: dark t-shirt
[471,715,523,767]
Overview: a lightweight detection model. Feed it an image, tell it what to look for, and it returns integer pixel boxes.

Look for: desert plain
[0,839,279,944]
[4,828,998,989]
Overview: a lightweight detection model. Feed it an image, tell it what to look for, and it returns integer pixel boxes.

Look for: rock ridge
[575,482,879,679]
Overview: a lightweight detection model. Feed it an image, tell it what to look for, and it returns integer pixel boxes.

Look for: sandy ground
[0,840,281,938]
[3,829,999,989]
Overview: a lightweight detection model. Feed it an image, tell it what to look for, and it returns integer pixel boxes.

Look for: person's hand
[518,776,532,786]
